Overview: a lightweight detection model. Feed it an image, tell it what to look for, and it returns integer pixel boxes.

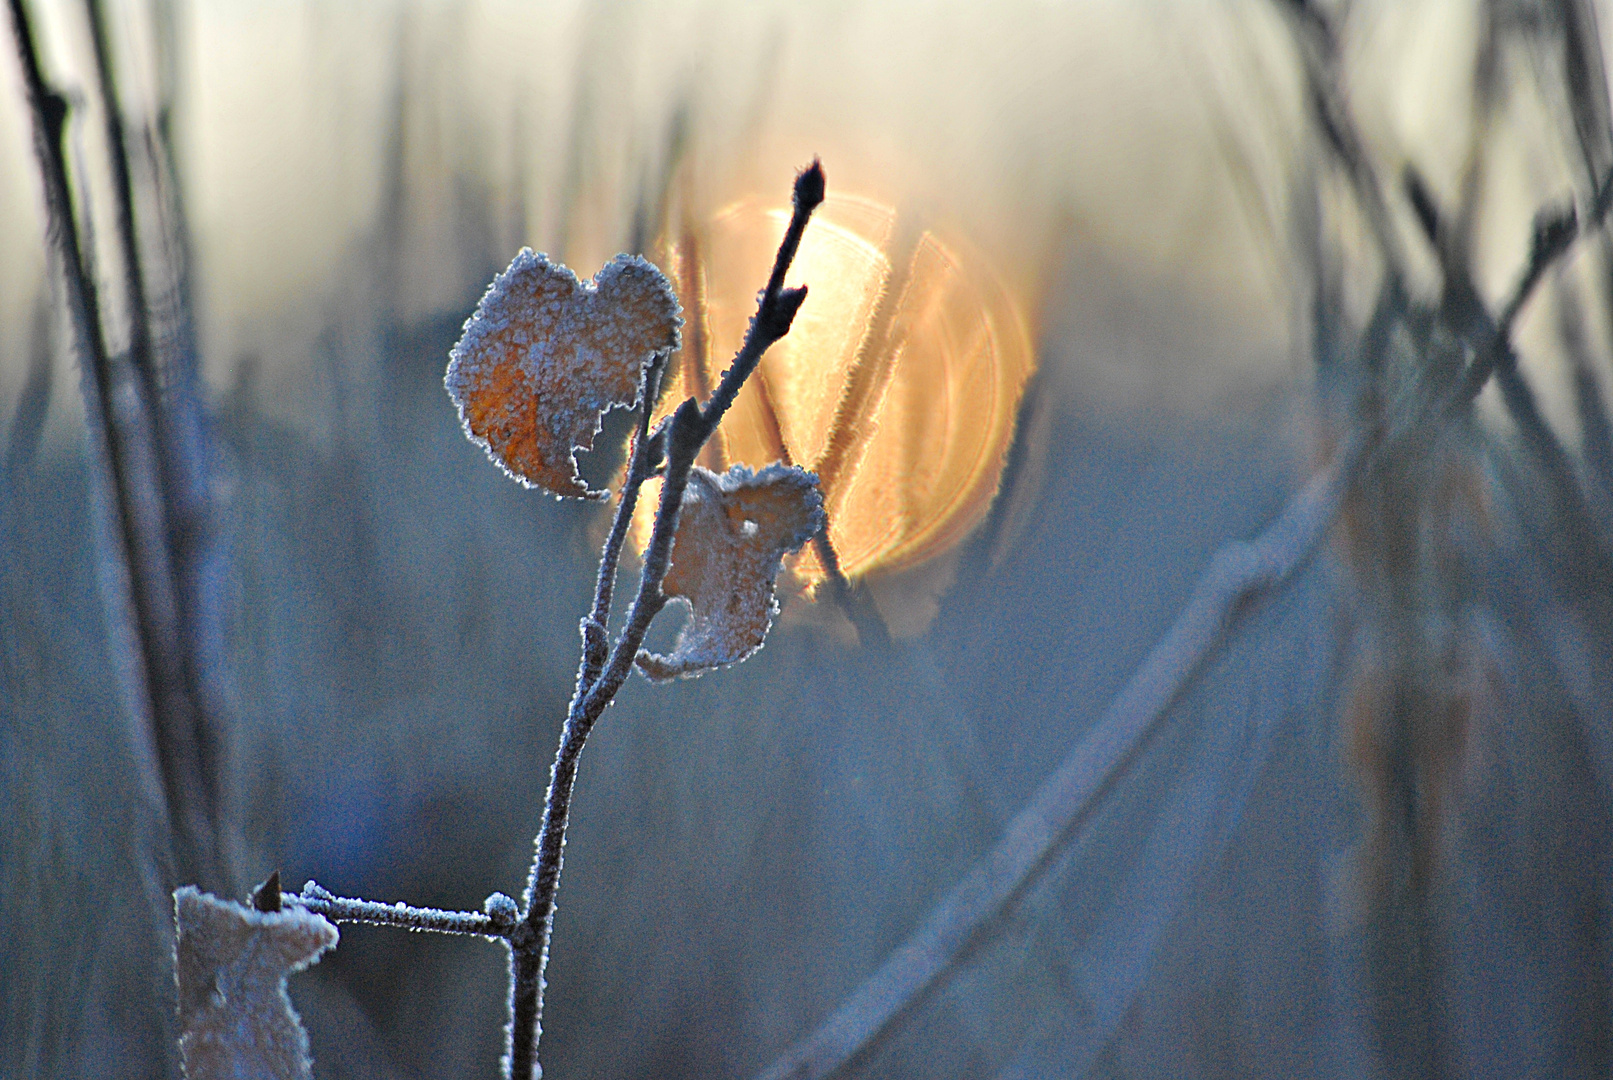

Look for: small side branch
[1457,184,1605,402]
[283,881,515,939]
[753,434,1365,1080]
[1428,174,1613,569]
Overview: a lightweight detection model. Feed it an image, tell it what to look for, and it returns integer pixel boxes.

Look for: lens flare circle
[644,192,1034,585]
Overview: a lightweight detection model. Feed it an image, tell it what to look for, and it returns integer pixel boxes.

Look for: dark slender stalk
[1457,200,1587,401]
[80,0,232,893]
[12,0,230,894]
[83,0,154,389]
[139,0,239,896]
[505,162,826,1080]
[699,159,824,434]
[6,0,223,884]
[1279,0,1411,295]
[812,528,889,651]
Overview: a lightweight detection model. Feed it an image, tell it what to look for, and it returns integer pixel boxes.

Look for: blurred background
[2,0,1612,1078]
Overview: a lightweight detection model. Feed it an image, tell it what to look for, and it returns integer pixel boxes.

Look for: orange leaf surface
[446,250,681,498]
[636,464,824,681]
[173,887,338,1080]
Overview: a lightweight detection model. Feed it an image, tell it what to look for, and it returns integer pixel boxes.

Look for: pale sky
[0,0,1599,440]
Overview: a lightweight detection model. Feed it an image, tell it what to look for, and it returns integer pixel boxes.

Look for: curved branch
[753,434,1365,1080]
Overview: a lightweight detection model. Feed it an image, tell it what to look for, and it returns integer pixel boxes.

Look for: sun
[636,191,1036,588]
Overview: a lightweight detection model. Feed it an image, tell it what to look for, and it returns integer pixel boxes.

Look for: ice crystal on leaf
[172,886,338,1080]
[445,250,682,498]
[636,463,824,681]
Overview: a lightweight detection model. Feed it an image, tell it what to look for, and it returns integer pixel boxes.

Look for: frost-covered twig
[506,160,826,1080]
[580,355,669,690]
[281,880,516,939]
[699,160,824,434]
[753,432,1366,1080]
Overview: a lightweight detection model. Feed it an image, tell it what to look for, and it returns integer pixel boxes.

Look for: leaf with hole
[446,249,682,498]
[636,463,824,680]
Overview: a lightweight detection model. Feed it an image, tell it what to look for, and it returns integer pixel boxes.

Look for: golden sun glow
[636,192,1035,588]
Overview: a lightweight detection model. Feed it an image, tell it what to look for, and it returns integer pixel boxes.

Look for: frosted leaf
[173,886,339,1080]
[446,249,682,498]
[637,464,824,681]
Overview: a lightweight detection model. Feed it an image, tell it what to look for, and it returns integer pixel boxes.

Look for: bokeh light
[637,191,1035,585]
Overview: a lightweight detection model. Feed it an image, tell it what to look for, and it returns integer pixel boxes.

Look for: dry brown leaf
[446,250,681,498]
[637,464,824,681]
[173,886,339,1080]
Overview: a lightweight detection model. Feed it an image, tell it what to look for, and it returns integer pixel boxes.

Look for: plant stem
[505,161,825,1080]
[82,0,233,894]
[282,880,515,939]
[699,159,824,435]
[83,0,154,388]
[581,356,668,690]
[6,0,227,891]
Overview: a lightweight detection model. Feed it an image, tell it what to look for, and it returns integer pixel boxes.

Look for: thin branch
[80,0,233,892]
[282,881,515,939]
[83,0,155,388]
[507,399,702,1080]
[1278,0,1413,294]
[505,161,826,1080]
[752,434,1366,1080]
[581,354,668,690]
[699,159,824,435]
[1457,197,1590,401]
